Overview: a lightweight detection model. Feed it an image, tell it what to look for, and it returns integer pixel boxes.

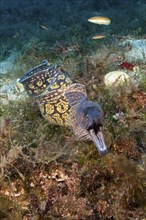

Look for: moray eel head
[76,101,108,156]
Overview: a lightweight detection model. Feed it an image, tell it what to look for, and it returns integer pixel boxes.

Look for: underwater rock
[0,50,20,75]
[104,70,130,87]
[120,39,146,62]
[0,51,26,104]
[0,79,27,105]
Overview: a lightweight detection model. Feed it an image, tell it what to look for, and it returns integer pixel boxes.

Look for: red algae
[119,61,135,71]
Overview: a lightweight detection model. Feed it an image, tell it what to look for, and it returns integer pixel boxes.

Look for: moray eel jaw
[89,129,108,156]
[75,100,108,155]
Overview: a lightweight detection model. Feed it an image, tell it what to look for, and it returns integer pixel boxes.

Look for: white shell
[104,71,130,87]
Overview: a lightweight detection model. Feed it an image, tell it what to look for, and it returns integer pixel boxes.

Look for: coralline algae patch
[120,39,146,62]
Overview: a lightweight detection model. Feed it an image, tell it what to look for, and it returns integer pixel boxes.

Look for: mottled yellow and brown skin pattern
[36,69,74,126]
[19,61,86,127]
[19,61,66,96]
[38,87,70,126]
[19,60,98,144]
[37,82,87,126]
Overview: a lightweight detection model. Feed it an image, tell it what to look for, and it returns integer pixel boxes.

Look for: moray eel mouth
[89,129,108,156]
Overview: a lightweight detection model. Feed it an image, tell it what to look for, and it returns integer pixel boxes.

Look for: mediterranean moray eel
[18,60,108,155]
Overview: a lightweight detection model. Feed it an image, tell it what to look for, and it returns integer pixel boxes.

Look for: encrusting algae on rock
[17,60,108,156]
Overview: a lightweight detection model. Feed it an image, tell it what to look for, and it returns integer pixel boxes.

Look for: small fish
[40,25,48,30]
[92,34,105,39]
[88,16,111,25]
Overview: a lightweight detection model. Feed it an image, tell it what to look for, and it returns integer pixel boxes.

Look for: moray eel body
[18,60,108,155]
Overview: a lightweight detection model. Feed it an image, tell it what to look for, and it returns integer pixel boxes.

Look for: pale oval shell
[104,71,130,87]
